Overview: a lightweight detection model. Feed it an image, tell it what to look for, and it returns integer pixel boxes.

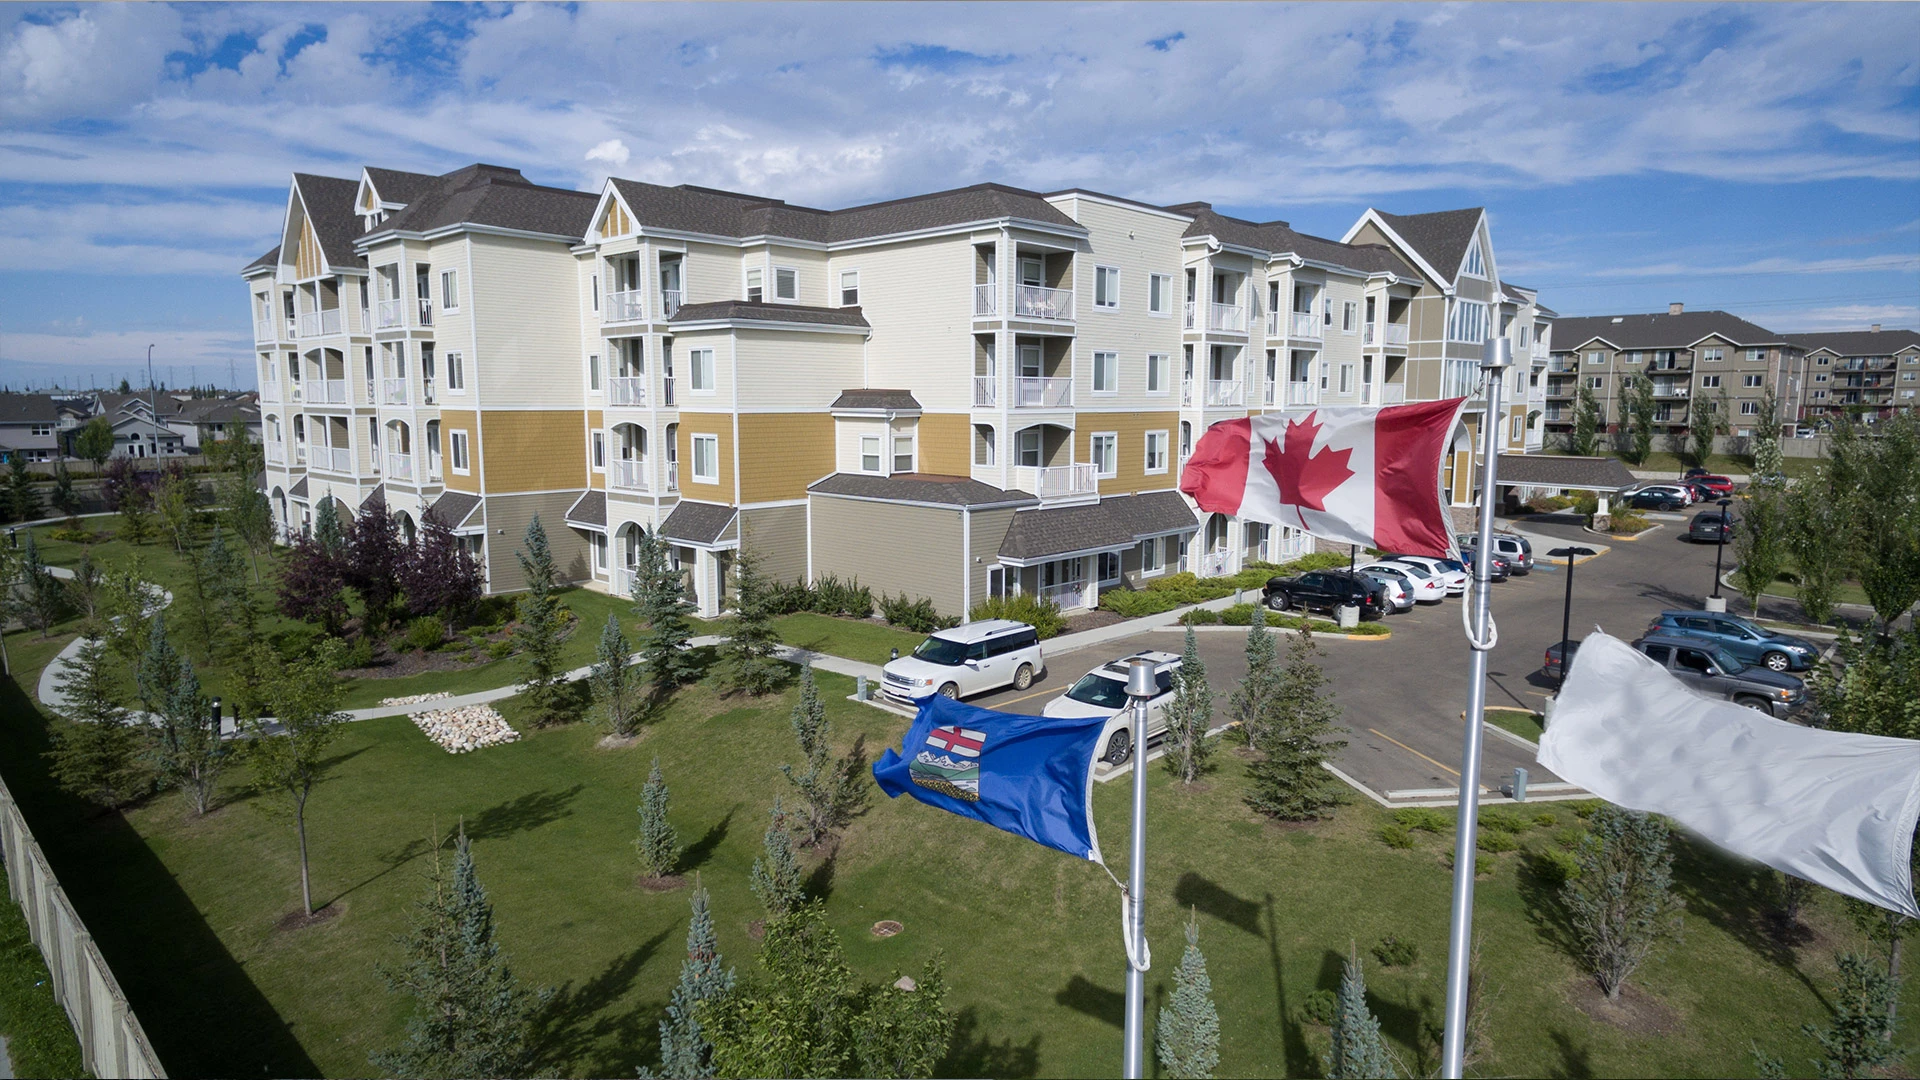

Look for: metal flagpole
[1121,657,1155,1079]
[1440,337,1511,1077]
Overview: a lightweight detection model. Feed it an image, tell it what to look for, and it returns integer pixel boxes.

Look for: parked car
[1043,651,1181,765]
[1354,560,1447,604]
[1456,530,1535,574]
[880,619,1045,704]
[1645,611,1821,672]
[1630,634,1808,716]
[1262,569,1386,618]
[1542,639,1580,680]
[1459,547,1511,582]
[1691,474,1735,496]
[1686,510,1737,543]
[1383,555,1469,595]
[1624,485,1690,511]
[1356,569,1416,613]
[1682,467,1712,480]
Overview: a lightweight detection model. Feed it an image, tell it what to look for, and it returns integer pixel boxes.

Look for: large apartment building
[1780,327,1920,426]
[245,162,1553,617]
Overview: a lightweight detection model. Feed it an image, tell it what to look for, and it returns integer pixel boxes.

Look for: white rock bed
[380,691,456,707]
[409,705,520,753]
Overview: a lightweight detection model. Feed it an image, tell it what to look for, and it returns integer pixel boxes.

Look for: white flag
[1540,632,1920,918]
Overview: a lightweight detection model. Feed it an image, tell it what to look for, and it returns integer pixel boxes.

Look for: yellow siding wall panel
[918,413,970,475]
[737,413,834,503]
[678,412,735,500]
[1081,410,1180,495]
[439,408,479,493]
[478,410,587,493]
[294,216,322,279]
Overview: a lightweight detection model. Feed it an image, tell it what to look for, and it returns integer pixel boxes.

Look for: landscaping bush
[1395,807,1451,833]
[487,640,513,660]
[1529,494,1574,512]
[1144,572,1240,604]
[1100,589,1183,618]
[1220,603,1256,626]
[48,525,101,543]
[1478,807,1528,833]
[1571,492,1600,517]
[1527,847,1581,888]
[1296,988,1339,1027]
[1182,608,1220,625]
[877,592,957,634]
[766,580,814,616]
[809,574,874,618]
[1379,823,1415,850]
[471,595,515,628]
[338,636,375,670]
[403,615,446,652]
[967,593,1067,639]
[1607,509,1651,533]
[1570,799,1604,819]
[1477,829,1520,853]
[1370,935,1419,968]
[1533,812,1560,828]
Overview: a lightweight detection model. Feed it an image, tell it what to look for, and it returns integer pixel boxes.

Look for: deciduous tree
[1784,471,1847,625]
[74,417,113,470]
[1568,383,1602,457]
[402,512,483,628]
[345,497,407,634]
[1734,487,1788,616]
[245,639,347,916]
[277,534,348,636]
[1622,373,1657,466]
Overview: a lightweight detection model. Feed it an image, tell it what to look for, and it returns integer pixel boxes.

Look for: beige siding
[678,411,734,499]
[920,413,970,475]
[739,504,807,584]
[483,492,593,591]
[829,235,977,414]
[438,408,479,493]
[966,506,1021,611]
[809,495,967,615]
[470,234,587,409]
[477,410,587,494]
[1054,198,1189,410]
[738,412,834,502]
[732,328,864,413]
[681,239,744,307]
[1077,409,1179,496]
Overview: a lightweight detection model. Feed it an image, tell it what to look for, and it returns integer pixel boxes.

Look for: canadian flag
[1178,398,1468,559]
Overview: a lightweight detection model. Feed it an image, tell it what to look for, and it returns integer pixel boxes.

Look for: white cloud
[585,138,630,166]
[0,4,183,122]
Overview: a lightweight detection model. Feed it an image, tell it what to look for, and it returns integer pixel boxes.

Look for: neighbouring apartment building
[245,162,1554,617]
[1780,327,1920,426]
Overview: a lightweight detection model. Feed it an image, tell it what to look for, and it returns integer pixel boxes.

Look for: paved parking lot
[969,511,1730,804]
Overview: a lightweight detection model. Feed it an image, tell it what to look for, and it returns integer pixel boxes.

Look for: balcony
[972,376,997,407]
[1654,386,1691,399]
[417,299,434,326]
[254,318,277,343]
[1184,301,1196,330]
[604,289,645,323]
[1381,384,1408,405]
[665,462,679,492]
[265,443,286,466]
[608,377,646,407]
[1012,376,1072,408]
[1195,549,1232,578]
[383,378,409,405]
[303,379,348,405]
[1011,285,1072,321]
[376,299,404,329]
[311,446,352,474]
[1267,310,1280,337]
[386,452,414,481]
[1037,579,1090,609]
[1197,379,1244,408]
[297,308,343,338]
[1208,303,1245,333]
[610,458,649,492]
[1284,382,1316,407]
[1016,463,1097,500]
[1548,358,1578,373]
[1290,311,1322,339]
[1382,324,1409,348]
[973,284,997,316]
[661,289,682,319]
[422,377,436,405]
[1531,343,1549,361]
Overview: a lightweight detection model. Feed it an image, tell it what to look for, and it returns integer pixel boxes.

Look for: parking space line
[1367,728,1459,778]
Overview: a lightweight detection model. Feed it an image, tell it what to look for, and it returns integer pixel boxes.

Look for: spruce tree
[312,496,345,558]
[778,662,870,847]
[513,515,569,724]
[187,527,244,661]
[749,799,805,917]
[631,529,697,693]
[45,630,147,807]
[636,756,682,879]
[1229,605,1274,750]
[5,455,39,523]
[50,464,79,517]
[1803,952,1901,1080]
[1162,623,1215,783]
[1325,945,1397,1080]
[65,546,102,620]
[589,613,642,737]
[136,612,184,715]
[151,656,226,815]
[1155,911,1221,1080]
[374,830,549,1078]
[15,531,68,637]
[715,545,784,695]
[657,883,735,1079]
[1563,805,1683,1000]
[1244,627,1348,821]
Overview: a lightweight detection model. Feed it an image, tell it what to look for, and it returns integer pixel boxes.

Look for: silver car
[1357,569,1416,613]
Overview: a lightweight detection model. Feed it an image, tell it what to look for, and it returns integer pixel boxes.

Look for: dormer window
[1462,238,1486,278]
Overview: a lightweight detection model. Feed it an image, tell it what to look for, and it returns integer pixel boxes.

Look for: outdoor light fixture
[1710,496,1734,606]
[1546,546,1596,691]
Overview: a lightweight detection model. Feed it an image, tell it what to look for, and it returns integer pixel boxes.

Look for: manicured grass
[4,622,1916,1079]
[0,861,88,1078]
[1543,448,1823,480]
[1483,706,1544,743]
[763,612,927,666]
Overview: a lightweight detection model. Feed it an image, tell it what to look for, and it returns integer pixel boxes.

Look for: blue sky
[1,1,1916,389]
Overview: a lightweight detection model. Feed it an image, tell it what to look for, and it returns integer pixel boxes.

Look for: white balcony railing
[297,309,343,338]
[613,566,637,599]
[1267,310,1281,337]
[1262,382,1276,406]
[1360,382,1374,405]
[254,318,275,343]
[661,289,682,318]
[610,458,648,492]
[376,299,404,329]
[1290,311,1322,339]
[972,375,997,407]
[604,289,645,323]
[1209,303,1245,333]
[383,378,408,405]
[1205,379,1245,407]
[417,298,433,326]
[1017,463,1098,500]
[1381,384,1408,404]
[1531,342,1549,361]
[1184,301,1197,330]
[1384,323,1409,348]
[1197,549,1232,578]
[312,446,351,473]
[972,284,997,316]
[303,378,348,404]
[665,462,679,492]
[422,377,436,405]
[387,451,413,481]
[1012,376,1072,408]
[1011,285,1072,321]
[1364,323,1375,345]
[1037,579,1089,609]
[1286,382,1317,406]
[661,377,677,407]
[609,377,646,407]
[265,443,286,465]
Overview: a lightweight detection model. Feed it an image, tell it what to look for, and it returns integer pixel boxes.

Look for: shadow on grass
[463,784,585,842]
[1173,872,1263,936]
[803,849,836,905]
[1054,974,1124,1029]
[1515,851,1582,963]
[936,1005,1042,1079]
[0,665,320,1077]
[679,806,736,874]
[1548,1028,1595,1079]
[1265,893,1314,1077]
[1667,832,1825,1002]
[326,833,432,909]
[529,926,673,1077]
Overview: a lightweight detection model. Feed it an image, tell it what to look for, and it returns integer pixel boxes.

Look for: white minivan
[880,619,1046,705]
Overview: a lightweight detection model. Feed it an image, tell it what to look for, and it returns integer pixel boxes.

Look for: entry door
[1019,257,1044,287]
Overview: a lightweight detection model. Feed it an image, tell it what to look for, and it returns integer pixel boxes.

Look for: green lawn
[4,618,1915,1078]
[0,861,87,1078]
[1483,707,1544,743]
[1542,448,1822,480]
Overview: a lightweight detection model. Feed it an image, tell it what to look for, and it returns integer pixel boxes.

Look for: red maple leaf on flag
[1263,411,1354,530]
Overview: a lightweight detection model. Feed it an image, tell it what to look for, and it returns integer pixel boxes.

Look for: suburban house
[0,394,93,463]
[246,162,1556,616]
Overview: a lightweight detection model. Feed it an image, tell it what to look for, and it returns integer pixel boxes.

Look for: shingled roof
[243,245,280,273]
[1493,454,1638,492]
[288,476,309,499]
[1371,208,1484,282]
[366,165,598,242]
[606,180,1080,245]
[1780,329,1920,356]
[0,394,63,423]
[1167,205,1416,278]
[292,173,367,270]
[829,389,921,412]
[669,301,870,329]
[826,183,1079,242]
[658,500,738,546]
[564,490,606,529]
[1553,311,1786,351]
[997,491,1199,562]
[426,490,480,529]
[363,167,438,206]
[808,473,1038,508]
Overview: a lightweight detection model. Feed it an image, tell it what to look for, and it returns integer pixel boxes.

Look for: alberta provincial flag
[874,695,1109,862]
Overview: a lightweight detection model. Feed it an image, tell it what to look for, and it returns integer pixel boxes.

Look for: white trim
[1092,264,1121,310]
[805,489,1033,512]
[1043,189,1195,224]
[663,318,871,336]
[1338,209,1454,288]
[1144,429,1169,475]
[690,433,720,483]
[448,430,471,474]
[1089,430,1118,479]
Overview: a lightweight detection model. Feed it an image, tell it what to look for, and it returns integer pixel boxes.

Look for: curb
[1151,623,1390,641]
[1584,522,1662,542]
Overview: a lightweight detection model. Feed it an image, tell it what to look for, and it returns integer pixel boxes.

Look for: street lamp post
[146,344,160,459]
[1546,546,1596,691]
[1708,496,1733,612]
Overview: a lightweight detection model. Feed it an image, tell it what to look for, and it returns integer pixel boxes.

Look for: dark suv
[1263,570,1386,619]
[1686,511,1736,543]
[1630,634,1808,716]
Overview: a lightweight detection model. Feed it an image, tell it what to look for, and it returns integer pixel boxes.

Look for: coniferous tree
[100,553,156,669]
[65,546,102,620]
[136,612,184,715]
[5,455,39,523]
[151,655,226,815]
[589,614,642,737]
[1162,623,1215,783]
[513,515,569,724]
[657,883,735,1079]
[374,830,550,1078]
[778,662,869,848]
[631,528,698,693]
[715,545,784,695]
[1155,911,1220,1080]
[14,531,68,637]
[1229,606,1274,750]
[245,639,347,916]
[50,463,79,517]
[1563,805,1684,1000]
[636,756,682,879]
[45,630,148,807]
[186,526,244,661]
[312,496,345,558]
[210,423,272,579]
[1774,952,1903,1080]
[749,799,805,918]
[1245,627,1347,821]
[1325,945,1397,1080]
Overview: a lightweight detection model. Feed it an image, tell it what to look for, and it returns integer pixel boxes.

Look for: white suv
[881,619,1046,705]
[1042,651,1181,766]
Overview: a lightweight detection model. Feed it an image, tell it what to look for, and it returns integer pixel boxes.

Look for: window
[1093,351,1118,393]
[592,532,607,571]
[1905,372,1917,382]
[1816,355,1830,365]
[692,434,719,482]
[1017,428,1042,467]
[1589,376,1605,389]
[974,425,995,465]
[1447,299,1488,343]
[1816,373,1829,382]
[446,351,465,391]
[1510,414,1524,441]
[1090,432,1117,478]
[1324,296,1333,327]
[591,274,598,312]
[1626,351,1643,364]
[745,268,763,302]
[1149,273,1171,316]
[1141,538,1164,574]
[1740,401,1759,415]
[860,435,881,473]
[1145,430,1168,474]
[440,269,458,311]
[1338,364,1353,394]
[449,431,470,473]
[1462,238,1485,277]
[1814,390,1828,400]
[1747,348,1767,362]
[893,434,914,473]
[1701,374,1722,388]
[775,267,797,301]
[592,431,605,469]
[1146,353,1168,394]
[588,354,601,391]
[1320,360,1329,391]
[1586,351,1605,366]
[1342,302,1357,333]
[1097,552,1121,583]
[1743,374,1763,387]
[29,424,51,437]
[1703,348,1723,362]
[839,270,859,307]
[1094,265,1120,309]
[690,348,715,392]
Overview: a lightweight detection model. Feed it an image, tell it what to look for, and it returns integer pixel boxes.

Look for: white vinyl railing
[665,462,679,491]
[303,378,347,404]
[387,451,414,481]
[973,284,997,316]
[297,309,342,337]
[1017,463,1098,499]
[417,298,433,326]
[1263,382,1276,406]
[1290,311,1322,338]
[265,443,286,465]
[609,376,646,406]
[421,377,436,404]
[972,375,997,407]
[1268,310,1282,337]
[312,445,351,473]
[1361,382,1374,405]
[1384,324,1409,347]
[1037,579,1089,609]
[1205,379,1245,407]
[1197,549,1232,577]
[604,288,645,323]
[661,377,677,406]
[1364,323,1375,345]
[383,378,408,405]
[1012,376,1072,408]
[1209,303,1245,333]
[1184,300,1197,330]
[610,458,648,491]
[661,289,682,318]
[376,298,404,328]
[1286,382,1316,406]
[1011,285,1072,321]
[254,318,276,342]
